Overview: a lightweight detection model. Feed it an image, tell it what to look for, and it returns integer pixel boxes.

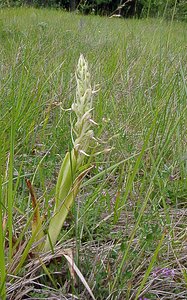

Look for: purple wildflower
[152,267,175,278]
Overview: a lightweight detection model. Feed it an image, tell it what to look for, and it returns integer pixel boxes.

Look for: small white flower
[71,54,97,164]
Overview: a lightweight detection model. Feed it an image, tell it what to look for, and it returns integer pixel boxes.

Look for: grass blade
[134,230,166,300]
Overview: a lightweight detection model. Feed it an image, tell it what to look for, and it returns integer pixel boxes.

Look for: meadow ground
[0,7,187,300]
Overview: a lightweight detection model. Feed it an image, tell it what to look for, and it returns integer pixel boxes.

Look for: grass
[0,7,187,300]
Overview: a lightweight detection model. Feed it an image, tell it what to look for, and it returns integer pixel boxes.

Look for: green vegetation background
[0,5,186,300]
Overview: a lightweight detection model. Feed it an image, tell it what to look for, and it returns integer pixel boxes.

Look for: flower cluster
[72,54,95,162]
[152,267,175,278]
